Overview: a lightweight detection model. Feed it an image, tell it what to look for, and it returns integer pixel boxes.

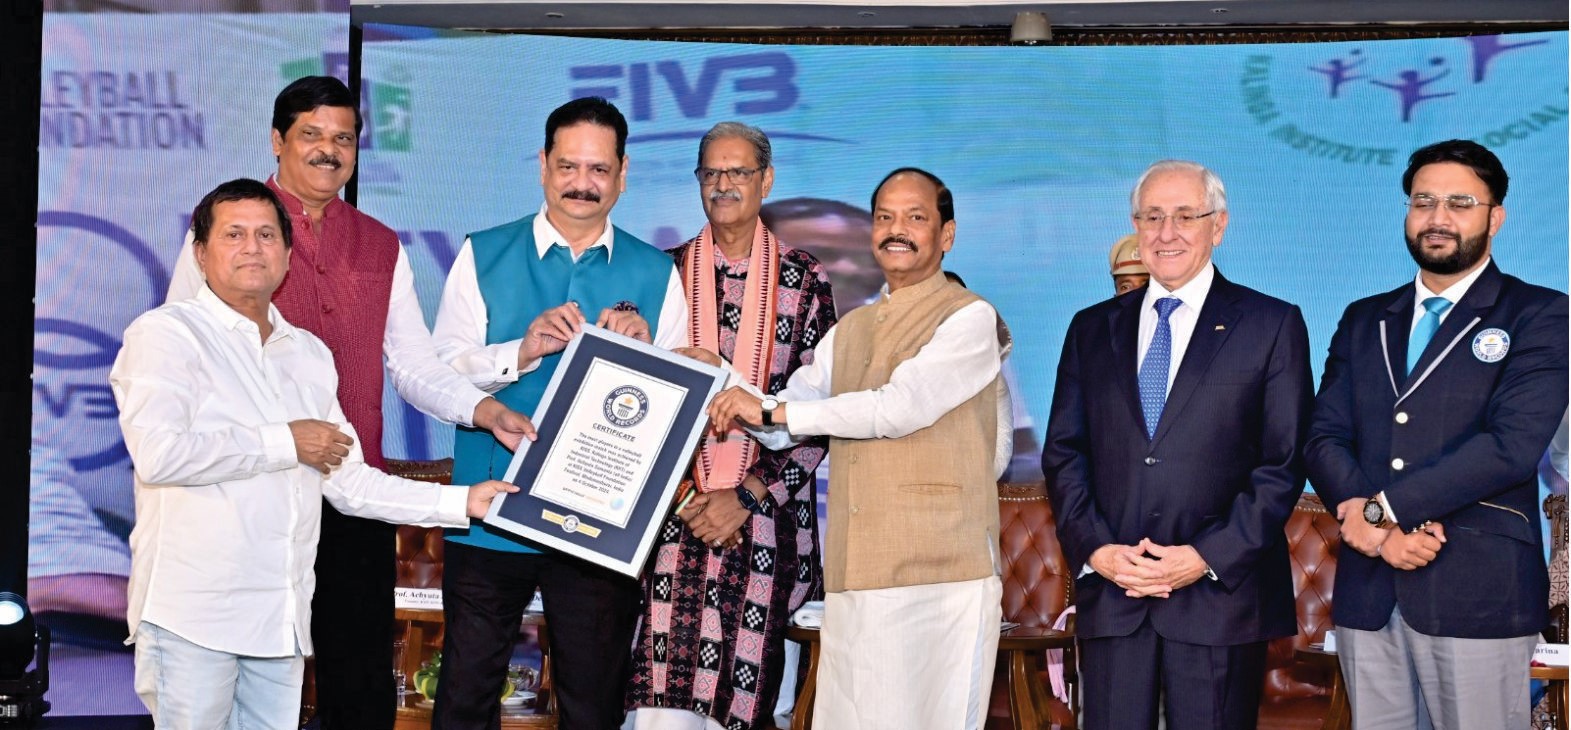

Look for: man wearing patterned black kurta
[626,123,837,730]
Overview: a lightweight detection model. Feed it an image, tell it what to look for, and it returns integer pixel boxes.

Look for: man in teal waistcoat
[430,97,689,730]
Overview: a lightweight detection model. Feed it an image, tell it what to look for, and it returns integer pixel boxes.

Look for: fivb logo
[280,53,413,151]
[569,52,798,121]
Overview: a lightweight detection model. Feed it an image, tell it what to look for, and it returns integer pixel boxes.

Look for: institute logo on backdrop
[282,52,413,152]
[1238,34,1566,165]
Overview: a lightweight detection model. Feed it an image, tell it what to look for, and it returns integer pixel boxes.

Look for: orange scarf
[681,221,778,492]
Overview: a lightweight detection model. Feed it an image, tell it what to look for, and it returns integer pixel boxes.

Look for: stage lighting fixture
[1010,11,1052,45]
[0,592,50,726]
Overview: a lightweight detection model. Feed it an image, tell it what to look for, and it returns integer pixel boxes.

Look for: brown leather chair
[986,482,1077,730]
[1257,494,1341,730]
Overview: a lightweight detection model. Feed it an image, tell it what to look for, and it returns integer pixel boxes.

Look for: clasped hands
[1090,539,1209,599]
[1336,498,1447,571]
[676,475,766,551]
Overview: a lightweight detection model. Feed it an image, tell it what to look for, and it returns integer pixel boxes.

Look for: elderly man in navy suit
[1043,160,1314,730]
[1305,139,1568,729]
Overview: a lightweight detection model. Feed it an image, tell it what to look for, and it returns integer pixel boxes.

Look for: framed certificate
[484,325,726,577]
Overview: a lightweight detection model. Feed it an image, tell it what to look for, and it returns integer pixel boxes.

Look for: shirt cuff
[494,341,532,384]
[1376,492,1398,525]
[434,485,472,527]
[258,422,298,471]
[784,399,824,436]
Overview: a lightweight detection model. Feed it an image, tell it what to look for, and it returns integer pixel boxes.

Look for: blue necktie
[1406,296,1453,377]
[1138,297,1182,439]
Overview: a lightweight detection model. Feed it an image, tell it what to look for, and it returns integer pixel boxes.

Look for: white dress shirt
[111,286,470,658]
[738,294,1011,480]
[1409,256,1490,334]
[1138,263,1217,394]
[168,230,488,427]
[432,204,689,391]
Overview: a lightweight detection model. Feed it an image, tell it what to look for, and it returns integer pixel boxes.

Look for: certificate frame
[483,324,725,577]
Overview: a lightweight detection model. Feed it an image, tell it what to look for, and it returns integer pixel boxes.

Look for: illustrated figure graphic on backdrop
[1043,159,1313,730]
[115,178,517,728]
[1305,139,1568,730]
[429,96,689,730]
[624,122,836,730]
[707,168,1010,730]
[165,76,534,730]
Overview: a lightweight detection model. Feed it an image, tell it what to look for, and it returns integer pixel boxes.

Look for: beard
[1405,227,1489,276]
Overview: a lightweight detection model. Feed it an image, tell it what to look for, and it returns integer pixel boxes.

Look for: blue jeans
[133,622,304,729]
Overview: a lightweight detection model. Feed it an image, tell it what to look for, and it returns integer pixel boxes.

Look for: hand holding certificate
[484,325,726,577]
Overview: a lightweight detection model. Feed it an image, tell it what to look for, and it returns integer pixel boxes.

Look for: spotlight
[1010,11,1052,45]
[0,593,49,726]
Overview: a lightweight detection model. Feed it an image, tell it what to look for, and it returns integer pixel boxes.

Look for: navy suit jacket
[1043,271,1314,646]
[1305,261,1568,639]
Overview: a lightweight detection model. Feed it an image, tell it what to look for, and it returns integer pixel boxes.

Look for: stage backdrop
[33,15,1567,715]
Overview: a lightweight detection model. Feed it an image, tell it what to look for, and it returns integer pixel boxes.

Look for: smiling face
[194,198,290,303]
[870,172,954,292]
[271,105,357,213]
[539,121,627,231]
[1404,161,1503,277]
[1133,168,1228,291]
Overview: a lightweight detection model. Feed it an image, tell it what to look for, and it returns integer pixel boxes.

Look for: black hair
[192,178,293,249]
[871,167,954,224]
[545,96,629,160]
[272,75,362,137]
[1402,139,1509,204]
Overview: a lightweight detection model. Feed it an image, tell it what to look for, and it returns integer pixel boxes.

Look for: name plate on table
[485,325,726,577]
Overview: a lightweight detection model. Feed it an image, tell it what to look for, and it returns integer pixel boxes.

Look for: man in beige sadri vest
[705,168,1010,730]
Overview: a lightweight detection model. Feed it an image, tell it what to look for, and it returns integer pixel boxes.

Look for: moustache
[708,190,742,203]
[1415,227,1459,243]
[563,189,601,203]
[878,236,917,252]
[307,154,342,169]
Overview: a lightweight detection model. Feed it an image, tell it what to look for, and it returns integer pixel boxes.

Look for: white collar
[1143,262,1216,314]
[196,284,293,342]
[532,202,616,262]
[1414,256,1491,305]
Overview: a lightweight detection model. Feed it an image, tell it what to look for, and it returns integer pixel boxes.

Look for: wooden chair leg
[1323,668,1351,730]
[1007,650,1050,730]
[790,638,820,730]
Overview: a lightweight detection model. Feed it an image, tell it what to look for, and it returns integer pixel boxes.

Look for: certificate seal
[604,385,649,428]
[561,514,581,534]
[1471,328,1510,363]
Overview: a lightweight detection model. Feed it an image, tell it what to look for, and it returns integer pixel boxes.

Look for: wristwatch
[735,485,767,515]
[760,396,780,426]
[1362,495,1396,529]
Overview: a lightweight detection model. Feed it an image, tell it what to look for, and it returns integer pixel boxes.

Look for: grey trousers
[1337,606,1539,730]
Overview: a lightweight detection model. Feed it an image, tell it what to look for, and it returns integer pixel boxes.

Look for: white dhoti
[812,576,1002,730]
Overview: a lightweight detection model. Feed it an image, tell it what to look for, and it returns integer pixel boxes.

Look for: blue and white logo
[1471,328,1510,363]
[603,385,649,428]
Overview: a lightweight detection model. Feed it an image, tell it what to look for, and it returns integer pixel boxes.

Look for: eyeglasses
[694,166,763,185]
[1406,194,1494,212]
[1132,209,1217,231]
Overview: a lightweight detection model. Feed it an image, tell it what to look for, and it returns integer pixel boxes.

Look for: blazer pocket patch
[1453,501,1536,544]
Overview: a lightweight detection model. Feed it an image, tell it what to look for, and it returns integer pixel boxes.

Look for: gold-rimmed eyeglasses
[1132,209,1217,231]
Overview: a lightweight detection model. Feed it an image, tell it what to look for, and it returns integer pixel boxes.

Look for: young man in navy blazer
[1305,139,1568,729]
[1043,160,1314,729]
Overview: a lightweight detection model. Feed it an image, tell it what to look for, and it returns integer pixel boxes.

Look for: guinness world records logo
[603,385,649,428]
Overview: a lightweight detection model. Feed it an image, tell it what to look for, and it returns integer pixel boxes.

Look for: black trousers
[312,504,398,730]
[432,542,642,730]
[1080,618,1268,730]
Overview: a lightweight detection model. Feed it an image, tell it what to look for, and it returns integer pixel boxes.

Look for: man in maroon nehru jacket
[166,76,535,729]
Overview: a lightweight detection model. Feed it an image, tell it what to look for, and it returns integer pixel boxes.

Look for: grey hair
[1129,159,1228,215]
[697,121,772,170]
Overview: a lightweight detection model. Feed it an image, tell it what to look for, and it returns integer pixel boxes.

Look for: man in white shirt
[112,178,516,728]
[1305,139,1568,729]
[1043,160,1313,729]
[164,77,535,728]
[706,168,1009,730]
[429,97,688,730]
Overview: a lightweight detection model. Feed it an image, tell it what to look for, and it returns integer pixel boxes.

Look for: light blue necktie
[1406,296,1453,377]
[1138,297,1182,439]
